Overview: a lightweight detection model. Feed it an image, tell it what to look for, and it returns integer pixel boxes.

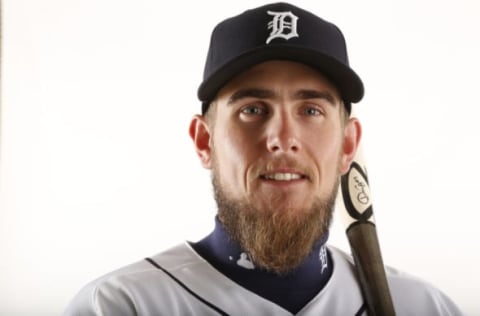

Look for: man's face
[190,60,361,273]
[210,60,353,213]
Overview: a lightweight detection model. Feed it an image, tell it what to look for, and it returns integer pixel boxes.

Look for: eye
[240,104,268,116]
[302,106,323,116]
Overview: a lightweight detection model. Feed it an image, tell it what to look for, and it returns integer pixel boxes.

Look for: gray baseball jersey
[64,243,462,315]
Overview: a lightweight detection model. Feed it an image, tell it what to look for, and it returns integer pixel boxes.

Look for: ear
[339,118,362,174]
[189,115,213,169]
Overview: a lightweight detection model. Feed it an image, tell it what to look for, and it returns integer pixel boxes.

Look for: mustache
[252,156,314,179]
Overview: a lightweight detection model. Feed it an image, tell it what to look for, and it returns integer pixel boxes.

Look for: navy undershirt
[190,217,333,314]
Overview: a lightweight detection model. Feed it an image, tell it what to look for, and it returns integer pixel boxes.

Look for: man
[64,3,462,315]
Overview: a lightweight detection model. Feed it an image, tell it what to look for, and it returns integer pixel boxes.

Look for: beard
[212,167,339,275]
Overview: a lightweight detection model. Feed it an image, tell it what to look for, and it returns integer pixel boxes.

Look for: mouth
[260,172,307,181]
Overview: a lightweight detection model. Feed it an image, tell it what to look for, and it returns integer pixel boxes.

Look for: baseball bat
[338,146,396,316]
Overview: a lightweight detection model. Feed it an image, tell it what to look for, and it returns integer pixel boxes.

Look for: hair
[203,100,217,125]
[339,100,351,125]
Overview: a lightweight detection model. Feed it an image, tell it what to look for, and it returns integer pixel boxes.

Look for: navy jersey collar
[191,217,333,313]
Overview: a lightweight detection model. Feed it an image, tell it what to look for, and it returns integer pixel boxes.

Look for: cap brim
[198,45,364,105]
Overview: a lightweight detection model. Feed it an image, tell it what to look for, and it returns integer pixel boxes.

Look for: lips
[260,172,307,181]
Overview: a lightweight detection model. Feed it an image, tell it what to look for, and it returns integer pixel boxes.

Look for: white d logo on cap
[266,11,299,44]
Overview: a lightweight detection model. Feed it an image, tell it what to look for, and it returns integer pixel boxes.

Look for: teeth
[264,173,302,181]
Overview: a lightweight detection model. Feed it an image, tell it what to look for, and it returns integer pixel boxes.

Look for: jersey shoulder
[63,242,212,316]
[385,264,463,315]
[327,246,463,316]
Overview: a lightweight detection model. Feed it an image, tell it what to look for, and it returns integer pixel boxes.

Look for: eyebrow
[293,89,337,106]
[226,88,337,106]
[227,88,275,105]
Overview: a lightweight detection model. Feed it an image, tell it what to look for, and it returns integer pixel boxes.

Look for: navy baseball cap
[198,2,364,114]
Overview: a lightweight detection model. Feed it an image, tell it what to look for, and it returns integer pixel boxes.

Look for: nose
[266,112,301,153]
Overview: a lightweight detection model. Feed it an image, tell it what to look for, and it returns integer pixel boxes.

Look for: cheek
[213,127,254,178]
[310,129,344,176]
[310,124,341,153]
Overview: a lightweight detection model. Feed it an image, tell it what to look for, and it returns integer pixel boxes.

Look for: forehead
[215,60,342,102]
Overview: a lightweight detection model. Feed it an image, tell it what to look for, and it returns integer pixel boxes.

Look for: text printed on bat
[341,162,374,223]
[354,175,370,205]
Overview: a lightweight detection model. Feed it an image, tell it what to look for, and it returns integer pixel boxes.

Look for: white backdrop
[1,0,479,315]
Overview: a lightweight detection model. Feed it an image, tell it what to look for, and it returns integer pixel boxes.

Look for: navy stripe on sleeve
[355,302,367,316]
[145,257,230,316]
